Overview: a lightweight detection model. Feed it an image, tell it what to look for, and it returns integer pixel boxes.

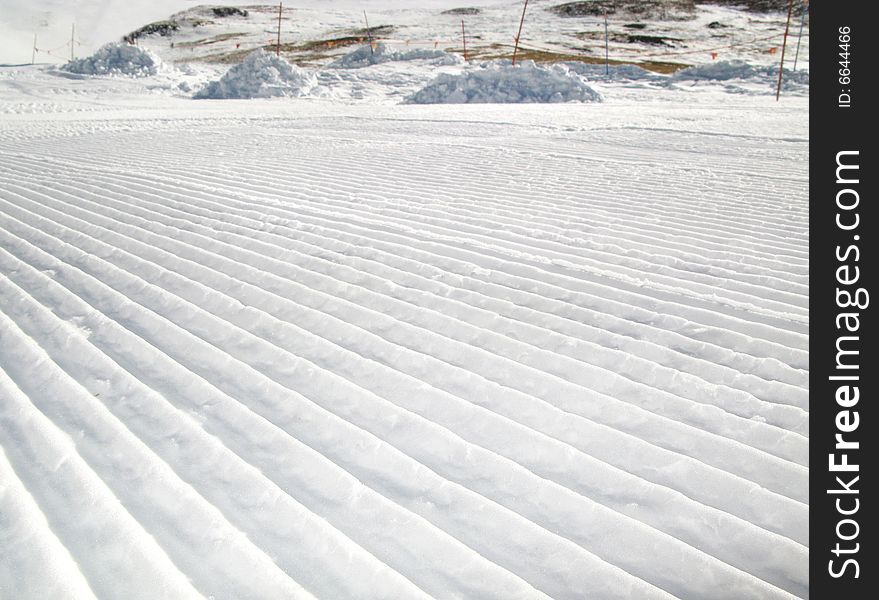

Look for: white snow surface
[194,49,318,99]
[1,12,808,600]
[60,42,162,78]
[406,61,603,104]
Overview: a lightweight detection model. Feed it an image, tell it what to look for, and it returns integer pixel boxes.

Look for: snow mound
[330,42,464,69]
[674,60,810,85]
[61,43,161,78]
[194,50,318,99]
[405,62,603,104]
[563,61,666,83]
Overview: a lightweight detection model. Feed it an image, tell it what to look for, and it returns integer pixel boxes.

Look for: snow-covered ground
[1,3,807,599]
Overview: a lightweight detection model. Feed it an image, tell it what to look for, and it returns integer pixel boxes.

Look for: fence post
[512,0,529,66]
[276,3,283,56]
[775,0,795,101]
[604,9,609,75]
[793,0,808,71]
[461,20,468,61]
[364,11,374,54]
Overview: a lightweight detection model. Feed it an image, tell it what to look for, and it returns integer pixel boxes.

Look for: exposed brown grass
[288,36,371,52]
[174,32,247,49]
[184,45,335,66]
[474,46,688,73]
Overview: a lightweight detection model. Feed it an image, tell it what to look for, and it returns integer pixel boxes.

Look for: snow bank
[405,62,603,104]
[330,42,463,69]
[563,61,665,83]
[61,43,161,78]
[673,60,810,85]
[194,50,317,99]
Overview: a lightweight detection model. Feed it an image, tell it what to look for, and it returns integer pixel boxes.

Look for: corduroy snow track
[0,74,808,599]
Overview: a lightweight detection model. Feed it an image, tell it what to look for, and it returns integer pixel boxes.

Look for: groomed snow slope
[0,85,808,597]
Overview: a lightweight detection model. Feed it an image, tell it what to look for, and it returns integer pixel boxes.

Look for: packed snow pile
[405,61,603,104]
[61,43,161,78]
[330,42,464,69]
[674,60,810,85]
[564,61,666,83]
[194,50,318,99]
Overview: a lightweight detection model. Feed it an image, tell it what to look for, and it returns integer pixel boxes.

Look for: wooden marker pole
[461,20,468,62]
[276,3,282,57]
[71,24,75,61]
[775,0,795,101]
[32,33,37,65]
[512,0,529,66]
[793,0,808,71]
[604,9,609,75]
[364,11,374,54]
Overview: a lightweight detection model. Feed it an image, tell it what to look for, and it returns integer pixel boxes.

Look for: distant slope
[112,1,808,71]
[0,1,512,64]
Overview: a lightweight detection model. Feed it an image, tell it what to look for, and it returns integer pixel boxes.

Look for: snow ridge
[330,42,464,69]
[406,62,604,104]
